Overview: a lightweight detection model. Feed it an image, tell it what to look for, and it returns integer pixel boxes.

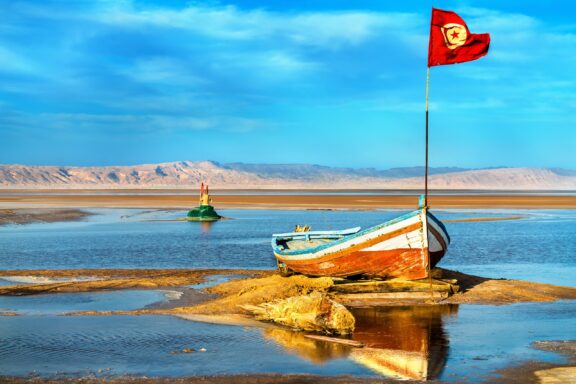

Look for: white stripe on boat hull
[278,213,423,261]
[361,229,422,252]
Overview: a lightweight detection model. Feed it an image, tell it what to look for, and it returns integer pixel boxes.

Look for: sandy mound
[171,274,334,315]
[242,291,355,334]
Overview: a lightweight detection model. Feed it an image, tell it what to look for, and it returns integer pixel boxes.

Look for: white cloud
[126,58,207,86]
[0,109,272,135]
[0,46,35,73]
[99,5,422,48]
[32,112,271,133]
[457,7,539,30]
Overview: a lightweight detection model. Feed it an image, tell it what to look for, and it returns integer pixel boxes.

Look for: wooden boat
[272,196,449,280]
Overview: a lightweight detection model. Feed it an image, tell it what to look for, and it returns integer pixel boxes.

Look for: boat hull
[273,209,449,280]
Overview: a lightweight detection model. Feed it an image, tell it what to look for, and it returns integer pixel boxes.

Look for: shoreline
[1,267,575,306]
[1,193,576,209]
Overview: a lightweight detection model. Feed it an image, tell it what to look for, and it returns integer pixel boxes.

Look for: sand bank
[0,208,92,226]
[2,268,575,306]
[1,192,575,209]
[0,269,267,296]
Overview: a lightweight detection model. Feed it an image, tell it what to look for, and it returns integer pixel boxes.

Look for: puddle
[189,274,245,290]
[0,290,166,315]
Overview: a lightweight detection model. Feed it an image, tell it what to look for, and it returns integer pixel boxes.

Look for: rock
[241,291,355,335]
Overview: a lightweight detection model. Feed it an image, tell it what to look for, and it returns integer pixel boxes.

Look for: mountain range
[1,161,575,190]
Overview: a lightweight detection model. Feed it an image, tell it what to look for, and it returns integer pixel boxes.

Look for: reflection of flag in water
[428,8,490,67]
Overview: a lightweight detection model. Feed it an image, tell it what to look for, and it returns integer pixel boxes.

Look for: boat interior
[273,227,361,251]
[278,238,334,251]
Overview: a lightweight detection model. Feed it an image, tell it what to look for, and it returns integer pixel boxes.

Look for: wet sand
[0,269,267,296]
[0,208,92,226]
[1,192,575,209]
[493,341,576,384]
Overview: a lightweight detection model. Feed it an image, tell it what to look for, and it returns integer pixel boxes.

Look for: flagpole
[424,66,430,206]
[425,66,433,297]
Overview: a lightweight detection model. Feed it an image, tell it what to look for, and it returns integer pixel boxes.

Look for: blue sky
[1,0,575,169]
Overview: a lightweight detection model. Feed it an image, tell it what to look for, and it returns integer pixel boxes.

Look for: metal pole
[425,66,433,298]
[425,66,430,205]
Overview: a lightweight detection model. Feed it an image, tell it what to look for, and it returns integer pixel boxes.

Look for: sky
[1,0,575,169]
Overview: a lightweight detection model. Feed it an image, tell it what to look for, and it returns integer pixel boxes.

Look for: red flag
[428,8,490,67]
[200,182,204,195]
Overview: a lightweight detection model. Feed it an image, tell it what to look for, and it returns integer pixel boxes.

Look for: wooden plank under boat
[272,196,450,280]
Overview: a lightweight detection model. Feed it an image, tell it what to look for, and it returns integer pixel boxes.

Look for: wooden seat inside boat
[284,238,335,250]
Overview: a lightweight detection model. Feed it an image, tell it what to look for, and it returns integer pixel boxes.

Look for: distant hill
[0,161,575,190]
[225,163,468,179]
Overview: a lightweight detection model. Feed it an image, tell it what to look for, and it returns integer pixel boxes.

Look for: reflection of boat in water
[349,305,457,380]
[261,328,350,364]
[272,196,450,280]
[261,304,457,381]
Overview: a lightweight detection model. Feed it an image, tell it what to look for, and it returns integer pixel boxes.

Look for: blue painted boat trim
[427,211,451,244]
[272,209,421,257]
[273,227,361,239]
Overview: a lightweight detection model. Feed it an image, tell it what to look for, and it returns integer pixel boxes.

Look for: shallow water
[0,301,574,381]
[0,208,575,285]
[1,208,576,381]
[0,290,166,315]
[0,315,369,378]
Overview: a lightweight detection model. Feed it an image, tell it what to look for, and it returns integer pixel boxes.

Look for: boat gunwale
[272,226,362,240]
[272,209,422,257]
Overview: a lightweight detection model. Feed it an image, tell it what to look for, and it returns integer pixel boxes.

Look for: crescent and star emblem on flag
[440,23,467,49]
